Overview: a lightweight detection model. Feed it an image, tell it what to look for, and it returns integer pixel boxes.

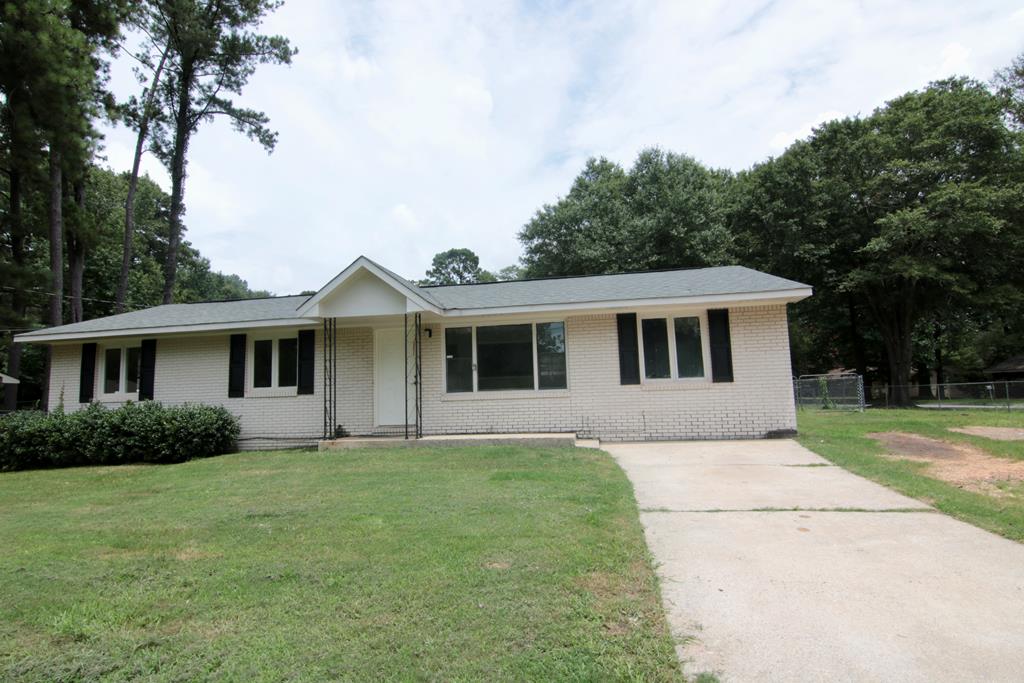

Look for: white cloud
[97,0,1024,293]
[391,203,421,231]
[770,110,846,150]
[937,42,972,78]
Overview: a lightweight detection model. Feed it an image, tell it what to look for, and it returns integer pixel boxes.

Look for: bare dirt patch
[174,546,222,561]
[869,431,1024,495]
[950,426,1024,441]
[482,561,511,570]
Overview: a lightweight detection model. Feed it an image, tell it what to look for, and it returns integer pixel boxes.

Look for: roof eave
[13,317,320,344]
[435,287,813,317]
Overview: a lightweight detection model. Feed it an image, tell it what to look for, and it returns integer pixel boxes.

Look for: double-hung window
[251,336,298,391]
[102,345,141,396]
[639,314,707,381]
[445,322,568,393]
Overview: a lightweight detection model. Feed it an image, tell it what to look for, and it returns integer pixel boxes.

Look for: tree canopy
[519,72,1024,404]
[519,149,733,277]
[422,248,493,285]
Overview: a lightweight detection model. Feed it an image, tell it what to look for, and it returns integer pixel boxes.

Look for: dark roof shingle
[17,261,810,340]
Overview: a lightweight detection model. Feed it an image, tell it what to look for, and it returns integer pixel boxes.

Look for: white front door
[374,328,412,426]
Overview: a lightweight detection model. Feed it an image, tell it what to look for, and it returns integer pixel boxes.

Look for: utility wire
[0,286,147,311]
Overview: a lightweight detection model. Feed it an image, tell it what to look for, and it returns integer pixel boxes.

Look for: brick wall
[418,304,796,441]
[48,327,375,449]
[46,304,797,447]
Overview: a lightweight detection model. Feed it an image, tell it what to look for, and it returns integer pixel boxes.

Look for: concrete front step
[318,432,584,451]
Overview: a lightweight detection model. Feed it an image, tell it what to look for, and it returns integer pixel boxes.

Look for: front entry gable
[296,256,442,319]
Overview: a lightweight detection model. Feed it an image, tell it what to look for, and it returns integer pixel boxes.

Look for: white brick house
[16,256,811,448]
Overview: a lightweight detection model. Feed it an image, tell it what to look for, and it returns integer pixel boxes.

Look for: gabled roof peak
[294,255,442,317]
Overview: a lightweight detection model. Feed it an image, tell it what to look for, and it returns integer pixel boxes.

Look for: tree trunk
[916,360,933,400]
[847,296,867,378]
[3,168,24,412]
[44,150,64,413]
[48,150,64,327]
[881,314,915,407]
[866,287,916,407]
[117,47,169,313]
[68,180,86,323]
[162,80,193,305]
[934,325,946,399]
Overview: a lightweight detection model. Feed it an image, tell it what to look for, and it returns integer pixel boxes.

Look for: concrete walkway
[605,440,1024,683]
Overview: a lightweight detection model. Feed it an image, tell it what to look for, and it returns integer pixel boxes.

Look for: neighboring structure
[986,355,1024,398]
[14,256,812,448]
[986,355,1024,382]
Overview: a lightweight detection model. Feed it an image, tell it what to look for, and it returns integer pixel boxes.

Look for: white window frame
[442,320,569,394]
[637,311,711,383]
[247,332,299,397]
[99,343,142,399]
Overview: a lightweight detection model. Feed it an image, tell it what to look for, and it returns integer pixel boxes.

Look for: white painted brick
[47,305,798,448]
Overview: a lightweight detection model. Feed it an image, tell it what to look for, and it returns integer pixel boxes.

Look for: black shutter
[297,329,315,395]
[228,334,246,398]
[79,343,97,403]
[616,313,640,385]
[708,308,734,383]
[139,339,156,400]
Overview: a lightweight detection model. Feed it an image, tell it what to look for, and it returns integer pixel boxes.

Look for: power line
[0,286,147,311]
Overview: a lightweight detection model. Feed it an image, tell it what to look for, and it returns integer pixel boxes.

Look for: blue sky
[100,0,1024,294]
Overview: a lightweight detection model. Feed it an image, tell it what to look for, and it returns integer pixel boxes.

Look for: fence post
[857,375,865,412]
[937,383,942,410]
[1008,381,1012,414]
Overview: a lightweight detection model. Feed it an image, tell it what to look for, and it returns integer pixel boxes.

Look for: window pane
[674,317,704,378]
[254,340,273,388]
[104,348,121,393]
[537,322,567,390]
[641,318,670,379]
[125,347,141,393]
[278,338,298,387]
[477,324,534,391]
[445,327,473,393]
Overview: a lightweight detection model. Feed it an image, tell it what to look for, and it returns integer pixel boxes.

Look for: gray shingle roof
[16,262,810,341]
[423,265,809,310]
[17,295,310,339]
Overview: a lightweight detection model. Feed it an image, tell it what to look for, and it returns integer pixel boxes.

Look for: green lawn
[798,409,1024,542]
[0,446,680,682]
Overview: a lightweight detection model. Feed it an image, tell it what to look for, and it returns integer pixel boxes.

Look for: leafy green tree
[143,0,296,304]
[0,0,127,408]
[422,248,491,285]
[519,157,630,277]
[994,51,1024,129]
[519,149,733,277]
[733,79,1024,404]
[495,264,523,281]
[115,2,171,313]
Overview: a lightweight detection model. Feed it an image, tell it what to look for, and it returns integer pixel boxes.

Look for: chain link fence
[868,380,1024,411]
[794,374,865,411]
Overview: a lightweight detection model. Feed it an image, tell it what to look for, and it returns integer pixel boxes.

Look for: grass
[0,446,681,682]
[914,398,1024,407]
[797,409,1024,542]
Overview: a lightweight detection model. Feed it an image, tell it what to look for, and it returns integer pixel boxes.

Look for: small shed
[0,372,19,386]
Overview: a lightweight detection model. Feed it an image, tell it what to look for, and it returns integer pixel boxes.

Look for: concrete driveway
[605,440,1024,682]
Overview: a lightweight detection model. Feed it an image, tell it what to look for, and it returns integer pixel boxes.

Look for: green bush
[0,402,240,471]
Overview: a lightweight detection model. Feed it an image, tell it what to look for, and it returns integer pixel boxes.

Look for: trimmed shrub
[0,402,240,471]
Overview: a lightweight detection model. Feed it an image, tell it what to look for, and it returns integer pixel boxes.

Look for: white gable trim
[296,256,442,317]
